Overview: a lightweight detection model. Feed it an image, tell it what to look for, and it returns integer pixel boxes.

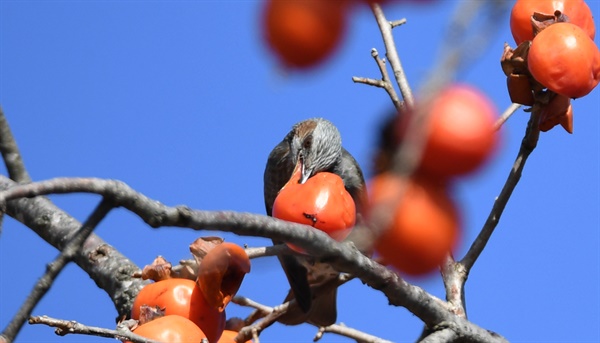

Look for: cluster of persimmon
[126,239,251,343]
[371,84,500,276]
[261,0,433,70]
[503,0,599,133]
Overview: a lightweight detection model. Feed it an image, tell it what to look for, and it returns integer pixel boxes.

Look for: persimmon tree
[1,1,598,343]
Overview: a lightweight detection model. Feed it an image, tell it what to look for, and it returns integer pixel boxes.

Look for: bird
[263,118,368,326]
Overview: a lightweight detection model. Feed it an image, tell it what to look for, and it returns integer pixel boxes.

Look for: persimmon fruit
[528,22,600,98]
[262,0,348,69]
[510,0,595,44]
[131,278,225,343]
[217,330,252,343]
[401,84,499,178]
[272,168,356,252]
[126,315,206,343]
[372,174,460,276]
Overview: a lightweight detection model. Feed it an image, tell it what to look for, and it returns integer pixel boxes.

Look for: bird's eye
[303,136,312,150]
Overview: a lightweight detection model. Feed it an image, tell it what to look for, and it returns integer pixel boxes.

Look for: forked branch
[1,199,115,343]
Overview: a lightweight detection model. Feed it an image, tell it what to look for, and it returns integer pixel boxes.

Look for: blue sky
[0,1,598,342]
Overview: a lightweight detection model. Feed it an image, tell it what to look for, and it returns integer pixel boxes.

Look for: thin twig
[494,103,523,131]
[390,18,407,28]
[235,300,290,342]
[370,4,414,107]
[0,198,115,343]
[232,296,392,343]
[28,316,161,343]
[314,323,393,343]
[245,244,290,259]
[461,107,542,271]
[352,48,402,110]
[352,76,387,88]
[0,106,31,183]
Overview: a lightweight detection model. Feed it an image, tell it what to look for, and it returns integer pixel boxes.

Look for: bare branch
[352,48,402,110]
[461,107,542,271]
[233,296,274,314]
[314,323,393,343]
[370,4,414,107]
[0,176,145,319]
[352,76,387,88]
[27,316,161,343]
[0,199,115,342]
[390,18,407,29]
[494,103,523,131]
[0,175,507,342]
[232,296,391,343]
[440,255,467,319]
[0,106,31,183]
[235,300,290,341]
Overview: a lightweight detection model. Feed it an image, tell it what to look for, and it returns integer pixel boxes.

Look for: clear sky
[1,1,598,342]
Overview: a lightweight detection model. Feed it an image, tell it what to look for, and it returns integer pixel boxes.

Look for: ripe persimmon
[126,315,206,343]
[372,174,460,276]
[131,278,225,343]
[401,84,499,179]
[217,330,252,343]
[262,0,348,69]
[272,167,356,251]
[510,0,595,45]
[528,22,600,98]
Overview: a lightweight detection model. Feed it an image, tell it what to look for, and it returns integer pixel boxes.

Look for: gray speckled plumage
[263,118,366,326]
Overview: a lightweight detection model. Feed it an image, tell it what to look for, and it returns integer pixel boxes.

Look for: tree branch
[0,106,31,183]
[0,176,507,342]
[314,324,393,343]
[0,176,145,319]
[461,107,542,271]
[0,198,115,343]
[232,295,392,343]
[418,327,458,343]
[440,255,467,319]
[352,48,403,110]
[494,103,522,131]
[370,4,414,107]
[27,316,162,343]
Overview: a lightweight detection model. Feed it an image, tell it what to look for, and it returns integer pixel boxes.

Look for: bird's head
[289,118,342,184]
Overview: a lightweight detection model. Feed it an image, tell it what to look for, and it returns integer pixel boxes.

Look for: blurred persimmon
[399,84,499,179]
[262,0,349,69]
[372,174,460,276]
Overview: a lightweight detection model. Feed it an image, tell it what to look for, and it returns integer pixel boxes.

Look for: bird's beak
[295,152,311,184]
[300,163,311,184]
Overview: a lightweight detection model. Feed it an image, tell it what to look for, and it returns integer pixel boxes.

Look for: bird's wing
[336,148,372,255]
[337,147,368,215]
[263,138,294,216]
